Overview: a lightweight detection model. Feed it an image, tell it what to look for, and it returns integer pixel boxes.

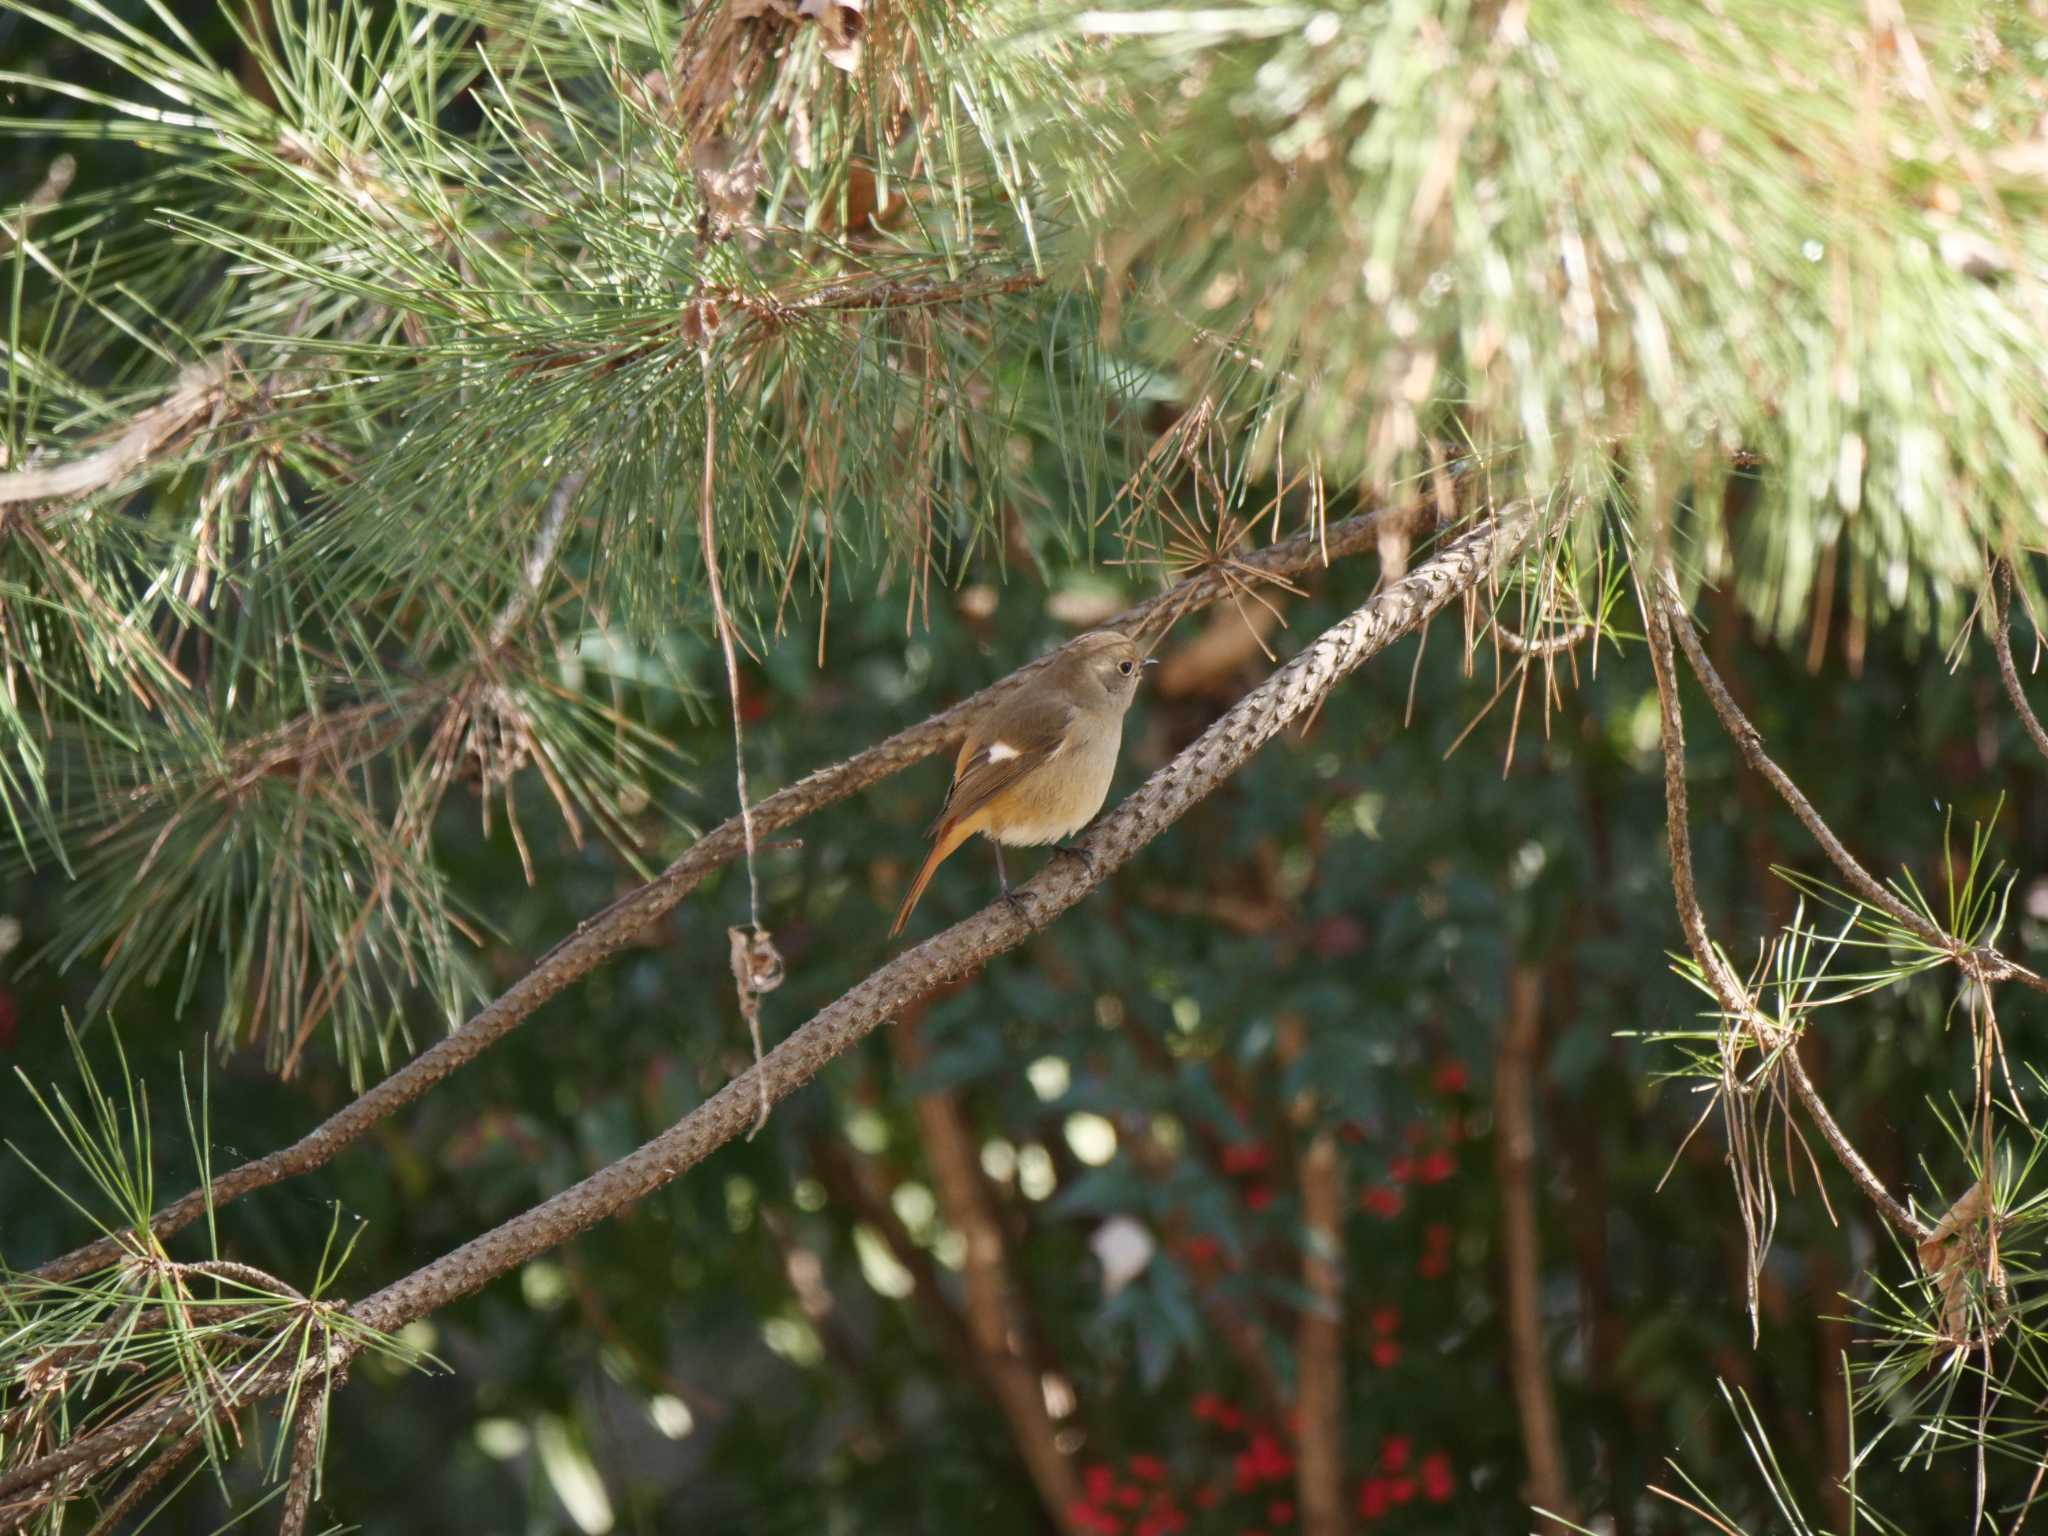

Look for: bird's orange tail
[891,816,981,938]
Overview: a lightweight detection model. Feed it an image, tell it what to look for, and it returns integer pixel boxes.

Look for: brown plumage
[890,630,1150,937]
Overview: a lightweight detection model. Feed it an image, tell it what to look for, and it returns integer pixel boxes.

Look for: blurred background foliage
[4,0,2048,1532]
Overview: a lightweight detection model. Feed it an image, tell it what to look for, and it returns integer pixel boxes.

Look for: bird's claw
[1051,843,1096,876]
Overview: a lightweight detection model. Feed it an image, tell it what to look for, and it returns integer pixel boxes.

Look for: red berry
[1244,1184,1274,1212]
[1380,1435,1412,1473]
[1370,1339,1402,1368]
[1420,1451,1455,1503]
[1268,1500,1296,1524]
[1416,1150,1456,1184]
[1358,1479,1390,1520]
[1360,1184,1403,1219]
[1370,1305,1400,1335]
[1128,1454,1167,1483]
[1086,1466,1115,1501]
[1389,1477,1416,1505]
[1116,1485,1144,1509]
[1433,1061,1469,1094]
[1249,1431,1291,1478]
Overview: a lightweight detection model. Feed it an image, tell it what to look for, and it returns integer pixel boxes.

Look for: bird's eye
[1118,659,1135,676]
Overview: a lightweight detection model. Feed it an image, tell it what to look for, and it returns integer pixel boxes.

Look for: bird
[890,629,1152,937]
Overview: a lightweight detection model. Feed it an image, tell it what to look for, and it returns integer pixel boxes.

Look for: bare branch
[1639,573,1928,1244]
[28,498,1409,1286]
[1993,561,2048,768]
[276,1394,323,1536]
[1659,572,2038,990]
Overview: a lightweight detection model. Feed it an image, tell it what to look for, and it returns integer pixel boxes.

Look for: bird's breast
[984,722,1122,846]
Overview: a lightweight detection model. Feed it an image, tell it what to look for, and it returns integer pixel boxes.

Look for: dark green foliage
[6,1,2048,1533]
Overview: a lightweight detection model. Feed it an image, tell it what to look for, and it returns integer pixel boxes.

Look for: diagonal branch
[7,504,1535,1501]
[28,499,1413,1285]
[1639,573,1928,1244]
[341,503,1535,1333]
[1659,570,2039,992]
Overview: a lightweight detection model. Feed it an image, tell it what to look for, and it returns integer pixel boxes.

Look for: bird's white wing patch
[985,741,1020,762]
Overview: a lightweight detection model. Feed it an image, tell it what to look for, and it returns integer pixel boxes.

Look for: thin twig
[1495,619,1592,658]
[697,362,775,1135]
[0,153,75,256]
[27,499,1406,1287]
[1992,561,2048,767]
[1294,1126,1345,1536]
[487,470,585,650]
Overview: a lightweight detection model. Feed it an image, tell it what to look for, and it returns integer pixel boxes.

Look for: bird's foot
[1050,842,1096,876]
[1001,889,1031,923]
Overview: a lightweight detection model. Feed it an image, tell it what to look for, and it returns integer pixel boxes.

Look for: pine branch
[26,498,1409,1285]
[7,502,1535,1512]
[0,353,237,510]
[1659,571,2043,995]
[1638,568,1927,1245]
[341,503,1531,1333]
[1992,560,2048,769]
[275,1392,322,1536]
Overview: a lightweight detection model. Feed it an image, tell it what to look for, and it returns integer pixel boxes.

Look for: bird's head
[1064,629,1154,711]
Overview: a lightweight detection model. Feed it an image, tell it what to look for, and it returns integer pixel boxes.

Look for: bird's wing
[932,693,1078,834]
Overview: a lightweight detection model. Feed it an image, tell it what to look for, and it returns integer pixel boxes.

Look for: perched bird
[891,629,1152,937]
